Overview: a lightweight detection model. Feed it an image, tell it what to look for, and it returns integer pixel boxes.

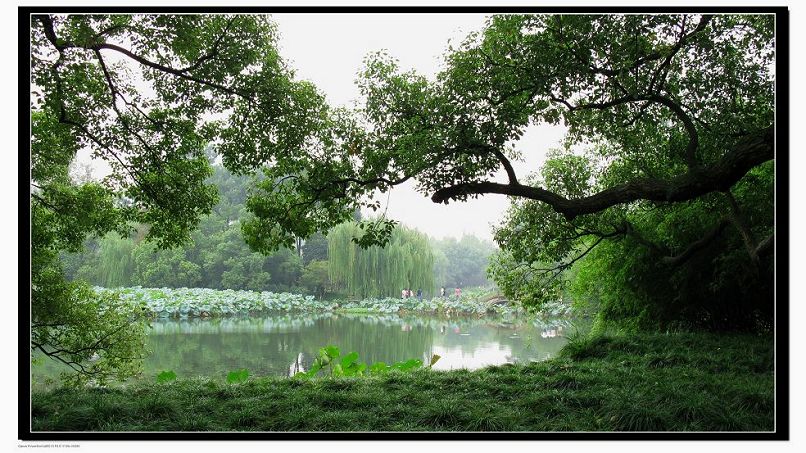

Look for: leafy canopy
[30,13,336,382]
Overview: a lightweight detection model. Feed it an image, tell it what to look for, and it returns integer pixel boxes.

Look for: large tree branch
[92,42,248,98]
[492,148,519,185]
[660,218,730,267]
[646,93,700,167]
[431,126,773,220]
[94,49,158,157]
[35,15,248,98]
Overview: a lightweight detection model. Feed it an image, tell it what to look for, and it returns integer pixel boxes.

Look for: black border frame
[18,4,790,441]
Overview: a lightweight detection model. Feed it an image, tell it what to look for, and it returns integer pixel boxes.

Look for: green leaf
[156,370,177,383]
[342,361,367,377]
[308,359,323,375]
[393,359,423,372]
[369,362,389,374]
[226,368,249,384]
[341,351,359,368]
[323,345,341,359]
[352,362,367,375]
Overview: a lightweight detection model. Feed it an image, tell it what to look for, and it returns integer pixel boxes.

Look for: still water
[33,312,587,386]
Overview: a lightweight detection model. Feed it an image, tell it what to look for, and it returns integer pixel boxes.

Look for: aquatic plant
[294,345,439,378]
[97,286,529,318]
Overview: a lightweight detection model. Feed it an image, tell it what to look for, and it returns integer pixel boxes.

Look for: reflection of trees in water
[144,314,590,376]
[301,315,436,366]
[144,313,436,378]
[431,324,564,364]
[33,314,589,385]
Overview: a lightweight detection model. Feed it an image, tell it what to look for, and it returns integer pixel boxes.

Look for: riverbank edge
[30,332,774,432]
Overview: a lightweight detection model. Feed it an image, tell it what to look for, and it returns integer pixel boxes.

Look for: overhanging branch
[431,126,773,220]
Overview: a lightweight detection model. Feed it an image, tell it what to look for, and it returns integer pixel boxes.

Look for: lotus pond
[32,308,587,389]
[99,286,559,317]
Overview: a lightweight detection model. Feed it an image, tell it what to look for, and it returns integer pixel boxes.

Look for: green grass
[30,332,774,432]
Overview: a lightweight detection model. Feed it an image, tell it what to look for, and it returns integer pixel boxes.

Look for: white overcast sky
[272,13,567,241]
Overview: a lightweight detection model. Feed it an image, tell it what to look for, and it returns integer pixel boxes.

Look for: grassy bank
[31,332,773,432]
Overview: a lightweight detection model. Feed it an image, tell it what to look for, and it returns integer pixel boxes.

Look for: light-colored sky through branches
[274,13,567,241]
[79,13,568,241]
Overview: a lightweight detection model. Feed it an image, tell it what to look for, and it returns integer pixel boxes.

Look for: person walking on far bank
[454,287,461,298]
[417,288,423,301]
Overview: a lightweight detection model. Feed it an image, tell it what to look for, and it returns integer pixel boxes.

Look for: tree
[237,14,772,250]
[30,12,777,383]
[328,222,435,298]
[301,232,329,265]
[133,243,203,288]
[299,260,333,299]
[30,13,332,382]
[237,14,775,328]
[432,235,498,288]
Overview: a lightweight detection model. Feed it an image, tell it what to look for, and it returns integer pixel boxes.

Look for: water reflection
[32,312,587,386]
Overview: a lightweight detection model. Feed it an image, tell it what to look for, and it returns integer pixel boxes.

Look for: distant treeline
[61,163,497,299]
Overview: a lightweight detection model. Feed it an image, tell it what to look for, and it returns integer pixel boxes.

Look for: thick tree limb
[492,148,519,185]
[660,218,730,267]
[92,42,248,98]
[431,126,773,220]
[647,94,700,167]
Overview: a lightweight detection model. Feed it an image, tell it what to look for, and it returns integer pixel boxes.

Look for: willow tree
[94,233,136,288]
[328,222,435,298]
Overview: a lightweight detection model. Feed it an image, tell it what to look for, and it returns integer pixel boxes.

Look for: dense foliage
[62,163,496,300]
[328,222,435,298]
[61,163,305,293]
[203,13,774,332]
[31,110,148,384]
[481,16,775,330]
